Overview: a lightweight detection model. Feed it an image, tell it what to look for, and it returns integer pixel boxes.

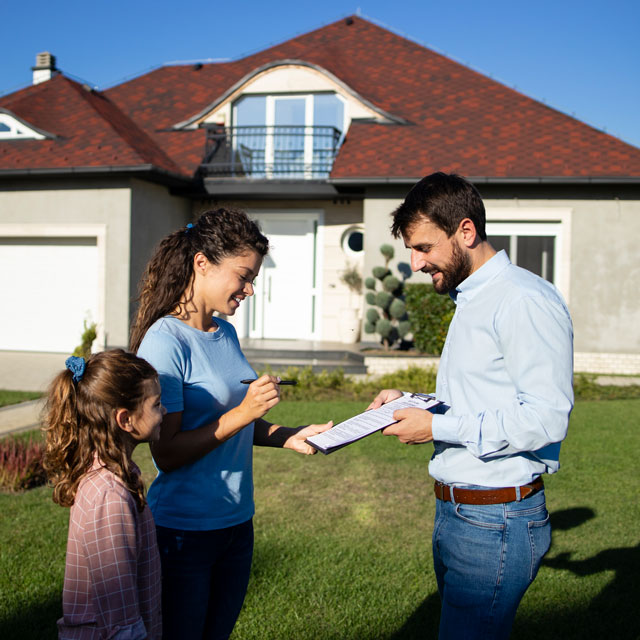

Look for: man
[370,172,573,639]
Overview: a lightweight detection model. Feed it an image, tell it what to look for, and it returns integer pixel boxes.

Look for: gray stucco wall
[0,179,132,348]
[363,191,640,359]
[0,177,192,351]
[129,179,192,334]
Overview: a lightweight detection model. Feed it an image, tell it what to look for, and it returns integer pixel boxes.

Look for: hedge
[404,283,455,355]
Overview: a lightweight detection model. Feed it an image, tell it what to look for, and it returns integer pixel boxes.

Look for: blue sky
[3,0,639,147]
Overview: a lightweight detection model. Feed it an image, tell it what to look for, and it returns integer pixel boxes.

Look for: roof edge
[0,164,192,185]
[172,59,410,130]
[330,176,640,186]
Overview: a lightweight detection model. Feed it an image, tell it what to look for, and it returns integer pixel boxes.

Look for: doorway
[248,212,322,340]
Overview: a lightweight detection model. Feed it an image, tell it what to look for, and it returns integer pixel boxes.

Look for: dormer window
[0,112,48,140]
[226,93,345,178]
[191,60,406,181]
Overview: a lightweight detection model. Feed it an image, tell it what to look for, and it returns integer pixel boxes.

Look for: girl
[129,208,330,640]
[43,349,165,640]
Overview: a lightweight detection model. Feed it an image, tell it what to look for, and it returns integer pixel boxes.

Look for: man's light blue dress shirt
[430,250,574,487]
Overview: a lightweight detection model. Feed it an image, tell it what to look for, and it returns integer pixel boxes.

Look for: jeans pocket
[527,511,551,581]
[454,503,505,530]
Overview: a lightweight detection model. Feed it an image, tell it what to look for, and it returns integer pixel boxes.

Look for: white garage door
[0,237,99,352]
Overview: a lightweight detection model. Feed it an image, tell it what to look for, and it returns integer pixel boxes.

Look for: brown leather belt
[434,477,544,505]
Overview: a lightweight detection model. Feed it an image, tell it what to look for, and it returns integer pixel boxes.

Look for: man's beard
[431,239,472,294]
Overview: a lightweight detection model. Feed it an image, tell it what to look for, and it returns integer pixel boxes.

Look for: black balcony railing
[201,125,342,179]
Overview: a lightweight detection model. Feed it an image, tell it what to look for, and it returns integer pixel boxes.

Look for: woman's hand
[283,422,334,455]
[238,375,281,423]
[366,388,403,410]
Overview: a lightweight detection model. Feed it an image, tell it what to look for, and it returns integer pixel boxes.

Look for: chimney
[32,52,58,85]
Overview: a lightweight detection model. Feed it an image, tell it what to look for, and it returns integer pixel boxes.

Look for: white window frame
[0,113,45,140]
[233,93,347,178]
[486,207,572,303]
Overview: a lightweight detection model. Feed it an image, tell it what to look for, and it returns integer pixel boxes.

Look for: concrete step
[242,347,364,364]
[242,344,367,374]
[246,356,367,375]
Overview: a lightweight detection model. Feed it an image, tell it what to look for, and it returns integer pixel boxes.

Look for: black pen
[240,379,298,385]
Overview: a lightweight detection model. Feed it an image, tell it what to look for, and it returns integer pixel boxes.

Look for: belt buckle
[434,481,448,502]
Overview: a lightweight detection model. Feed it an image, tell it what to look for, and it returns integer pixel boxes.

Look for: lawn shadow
[0,591,60,640]
[514,506,640,639]
[387,591,441,639]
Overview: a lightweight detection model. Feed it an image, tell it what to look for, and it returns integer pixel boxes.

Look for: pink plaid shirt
[57,461,161,640]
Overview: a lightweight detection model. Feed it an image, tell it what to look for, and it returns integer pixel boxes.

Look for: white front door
[248,213,321,340]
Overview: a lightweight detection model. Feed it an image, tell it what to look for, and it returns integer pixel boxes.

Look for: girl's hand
[239,375,280,422]
[283,422,333,455]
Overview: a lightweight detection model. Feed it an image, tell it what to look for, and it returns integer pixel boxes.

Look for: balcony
[201,125,342,180]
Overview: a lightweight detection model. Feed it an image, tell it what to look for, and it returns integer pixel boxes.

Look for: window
[232,93,345,178]
[488,233,555,282]
[341,226,364,257]
[0,113,46,139]
[486,220,568,298]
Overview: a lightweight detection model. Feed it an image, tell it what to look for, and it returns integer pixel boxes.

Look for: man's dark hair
[391,172,487,240]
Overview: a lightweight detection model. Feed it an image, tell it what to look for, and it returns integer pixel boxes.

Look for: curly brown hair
[42,349,158,512]
[129,208,269,352]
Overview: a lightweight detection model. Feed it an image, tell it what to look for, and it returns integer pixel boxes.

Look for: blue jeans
[156,519,254,640]
[432,487,550,640]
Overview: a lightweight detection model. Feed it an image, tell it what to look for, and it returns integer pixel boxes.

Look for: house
[1,16,640,389]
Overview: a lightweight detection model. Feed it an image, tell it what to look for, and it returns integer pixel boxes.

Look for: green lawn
[0,390,42,409]
[1,399,639,639]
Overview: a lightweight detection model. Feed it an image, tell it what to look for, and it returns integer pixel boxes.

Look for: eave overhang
[0,164,193,188]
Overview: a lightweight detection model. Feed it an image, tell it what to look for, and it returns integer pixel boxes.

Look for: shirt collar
[450,250,511,306]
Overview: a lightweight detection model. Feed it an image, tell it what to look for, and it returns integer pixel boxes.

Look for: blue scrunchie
[65,356,86,383]
[185,222,194,234]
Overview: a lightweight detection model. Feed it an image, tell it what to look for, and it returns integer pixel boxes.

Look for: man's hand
[382,408,434,444]
[367,388,403,410]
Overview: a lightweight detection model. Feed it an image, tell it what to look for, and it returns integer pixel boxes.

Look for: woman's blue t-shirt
[137,316,256,530]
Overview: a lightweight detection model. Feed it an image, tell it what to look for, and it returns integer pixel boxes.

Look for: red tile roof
[0,75,184,176]
[3,16,640,181]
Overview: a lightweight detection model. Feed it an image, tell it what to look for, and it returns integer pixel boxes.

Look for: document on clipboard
[305,392,443,455]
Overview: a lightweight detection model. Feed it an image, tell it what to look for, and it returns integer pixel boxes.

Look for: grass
[1,399,639,639]
[0,390,42,409]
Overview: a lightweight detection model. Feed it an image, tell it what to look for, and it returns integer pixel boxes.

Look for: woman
[129,208,330,640]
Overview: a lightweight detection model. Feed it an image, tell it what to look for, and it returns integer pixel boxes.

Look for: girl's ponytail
[43,350,158,511]
[43,367,84,507]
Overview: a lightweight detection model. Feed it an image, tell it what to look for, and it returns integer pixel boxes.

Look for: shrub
[72,319,97,359]
[0,435,47,492]
[257,365,438,402]
[364,244,412,349]
[573,373,640,401]
[375,365,437,393]
[405,283,455,355]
